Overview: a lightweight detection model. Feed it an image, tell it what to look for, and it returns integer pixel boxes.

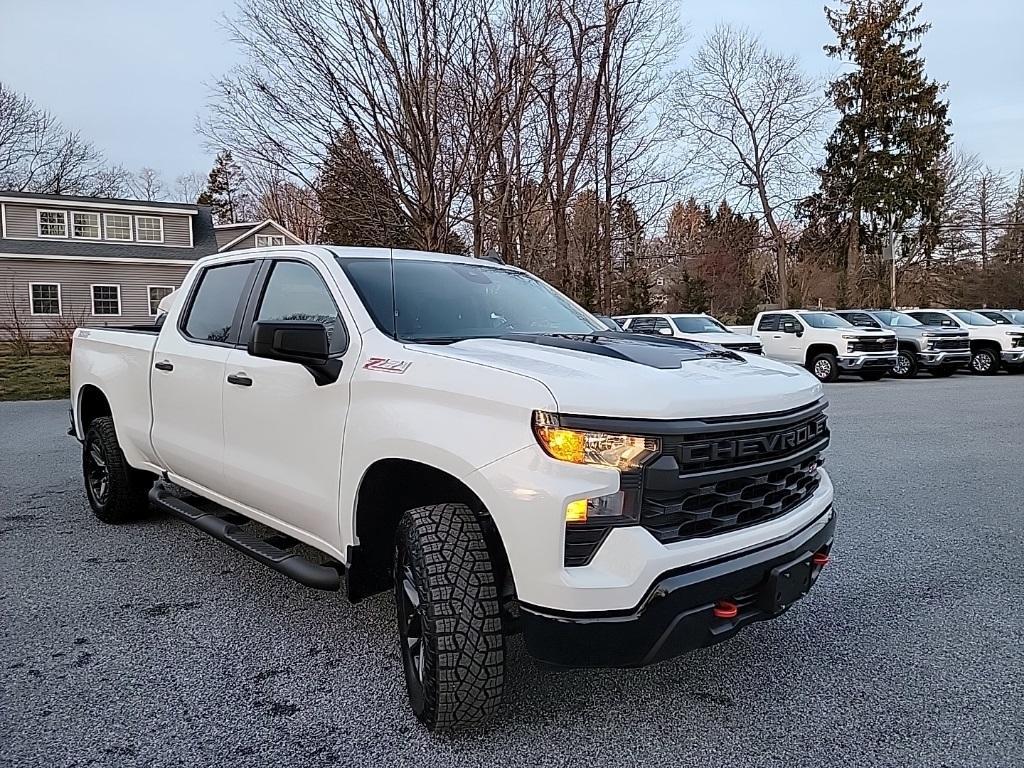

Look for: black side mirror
[781,321,799,335]
[248,321,342,385]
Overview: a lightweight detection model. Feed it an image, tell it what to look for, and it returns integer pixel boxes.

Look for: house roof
[216,219,304,252]
[0,190,199,215]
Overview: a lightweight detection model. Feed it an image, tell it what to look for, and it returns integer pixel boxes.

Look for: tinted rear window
[182,261,253,343]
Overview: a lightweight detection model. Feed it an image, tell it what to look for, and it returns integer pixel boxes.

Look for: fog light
[565,492,626,524]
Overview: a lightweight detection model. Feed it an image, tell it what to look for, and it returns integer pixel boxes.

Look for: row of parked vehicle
[611,308,1024,383]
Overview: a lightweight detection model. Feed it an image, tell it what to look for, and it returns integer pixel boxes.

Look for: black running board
[149,483,341,591]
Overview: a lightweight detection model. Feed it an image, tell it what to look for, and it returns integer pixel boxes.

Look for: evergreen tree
[317,134,411,248]
[804,1,951,304]
[197,150,253,223]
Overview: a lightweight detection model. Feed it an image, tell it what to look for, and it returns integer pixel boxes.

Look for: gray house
[0,191,303,340]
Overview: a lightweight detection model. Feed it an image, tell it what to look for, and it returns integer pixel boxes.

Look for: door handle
[227,373,253,387]
[154,360,174,371]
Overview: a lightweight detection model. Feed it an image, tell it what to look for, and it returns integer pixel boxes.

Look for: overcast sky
[1,0,1021,188]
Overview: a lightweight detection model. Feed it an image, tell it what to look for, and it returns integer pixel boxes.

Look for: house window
[91,284,121,316]
[135,216,164,242]
[104,213,133,241]
[148,286,174,316]
[38,210,68,237]
[72,211,101,239]
[29,283,61,315]
[255,234,287,248]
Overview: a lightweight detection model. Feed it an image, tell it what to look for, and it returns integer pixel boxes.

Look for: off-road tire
[890,349,918,379]
[394,503,505,731]
[83,416,152,524]
[929,365,958,377]
[808,352,840,383]
[969,347,1000,376]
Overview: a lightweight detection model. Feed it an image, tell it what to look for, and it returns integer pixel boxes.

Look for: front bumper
[837,353,897,370]
[918,350,970,367]
[520,506,836,668]
[1001,349,1024,363]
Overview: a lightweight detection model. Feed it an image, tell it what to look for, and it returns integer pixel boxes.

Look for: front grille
[932,337,969,351]
[562,401,829,565]
[722,342,763,355]
[849,337,896,352]
[641,455,822,543]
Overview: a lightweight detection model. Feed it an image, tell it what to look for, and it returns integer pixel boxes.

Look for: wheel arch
[346,457,511,603]
[804,343,839,367]
[76,384,112,436]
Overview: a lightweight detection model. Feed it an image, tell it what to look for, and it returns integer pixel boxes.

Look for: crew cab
[70,246,836,730]
[832,310,969,379]
[614,313,763,354]
[752,310,897,382]
[905,309,1024,375]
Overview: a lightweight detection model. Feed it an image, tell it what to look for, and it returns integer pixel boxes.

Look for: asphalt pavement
[1,376,1022,767]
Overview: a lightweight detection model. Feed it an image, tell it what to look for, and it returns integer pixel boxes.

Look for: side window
[652,318,671,334]
[255,260,347,355]
[850,312,879,328]
[757,314,778,332]
[629,317,655,334]
[182,261,254,344]
[776,313,799,331]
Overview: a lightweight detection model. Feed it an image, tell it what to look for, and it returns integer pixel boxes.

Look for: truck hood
[675,331,761,347]
[417,335,822,419]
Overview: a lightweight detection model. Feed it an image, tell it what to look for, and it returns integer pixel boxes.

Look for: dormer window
[104,213,133,241]
[72,211,101,239]
[256,234,287,248]
[135,215,164,242]
[38,210,67,237]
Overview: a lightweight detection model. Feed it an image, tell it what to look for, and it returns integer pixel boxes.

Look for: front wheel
[969,348,1000,375]
[83,416,152,523]
[890,350,918,379]
[808,352,840,383]
[394,503,505,731]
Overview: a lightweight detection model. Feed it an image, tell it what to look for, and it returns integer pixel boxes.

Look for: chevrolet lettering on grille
[679,416,828,465]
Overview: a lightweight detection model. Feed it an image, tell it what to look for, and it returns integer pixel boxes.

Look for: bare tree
[0,81,127,197]
[173,171,205,203]
[131,167,165,201]
[672,25,829,307]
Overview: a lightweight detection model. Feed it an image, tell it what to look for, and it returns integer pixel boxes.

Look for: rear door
[151,259,258,492]
[220,254,356,551]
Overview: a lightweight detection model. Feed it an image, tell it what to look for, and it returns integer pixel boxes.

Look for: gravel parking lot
[2,376,1022,767]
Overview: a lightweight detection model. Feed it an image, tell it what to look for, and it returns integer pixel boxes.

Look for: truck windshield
[672,316,729,333]
[872,311,921,328]
[337,256,604,342]
[801,313,852,329]
[951,310,996,326]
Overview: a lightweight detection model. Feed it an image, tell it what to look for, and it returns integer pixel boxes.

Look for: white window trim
[134,215,165,243]
[255,234,287,248]
[28,282,62,316]
[103,212,134,241]
[147,285,174,316]
[71,210,102,240]
[90,283,122,317]
[37,209,68,239]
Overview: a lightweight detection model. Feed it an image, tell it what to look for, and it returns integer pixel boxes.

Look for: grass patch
[0,355,70,401]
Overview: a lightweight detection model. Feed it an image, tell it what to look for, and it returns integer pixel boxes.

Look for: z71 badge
[363,357,412,374]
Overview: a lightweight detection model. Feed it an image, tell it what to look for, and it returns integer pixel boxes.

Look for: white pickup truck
[753,309,898,382]
[70,246,836,730]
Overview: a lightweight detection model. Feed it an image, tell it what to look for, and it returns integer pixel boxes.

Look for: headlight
[532,411,659,471]
[841,334,859,340]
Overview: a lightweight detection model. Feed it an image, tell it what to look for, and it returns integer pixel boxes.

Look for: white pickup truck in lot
[753,309,898,382]
[906,309,1024,375]
[70,246,836,730]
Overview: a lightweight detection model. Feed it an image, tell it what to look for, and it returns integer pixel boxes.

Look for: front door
[220,256,356,552]
[151,259,258,492]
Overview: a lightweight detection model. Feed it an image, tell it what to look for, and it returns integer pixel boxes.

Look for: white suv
[907,309,1024,375]
[752,310,897,382]
[615,313,763,354]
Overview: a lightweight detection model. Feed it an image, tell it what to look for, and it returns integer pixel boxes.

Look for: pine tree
[197,150,253,224]
[805,1,951,304]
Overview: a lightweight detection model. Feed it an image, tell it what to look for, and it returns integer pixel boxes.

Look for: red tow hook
[812,551,830,567]
[713,600,738,619]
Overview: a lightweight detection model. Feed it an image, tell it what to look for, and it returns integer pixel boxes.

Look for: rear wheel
[890,349,918,379]
[859,370,886,381]
[808,352,840,383]
[82,416,152,524]
[394,503,505,731]
[969,347,1000,375]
